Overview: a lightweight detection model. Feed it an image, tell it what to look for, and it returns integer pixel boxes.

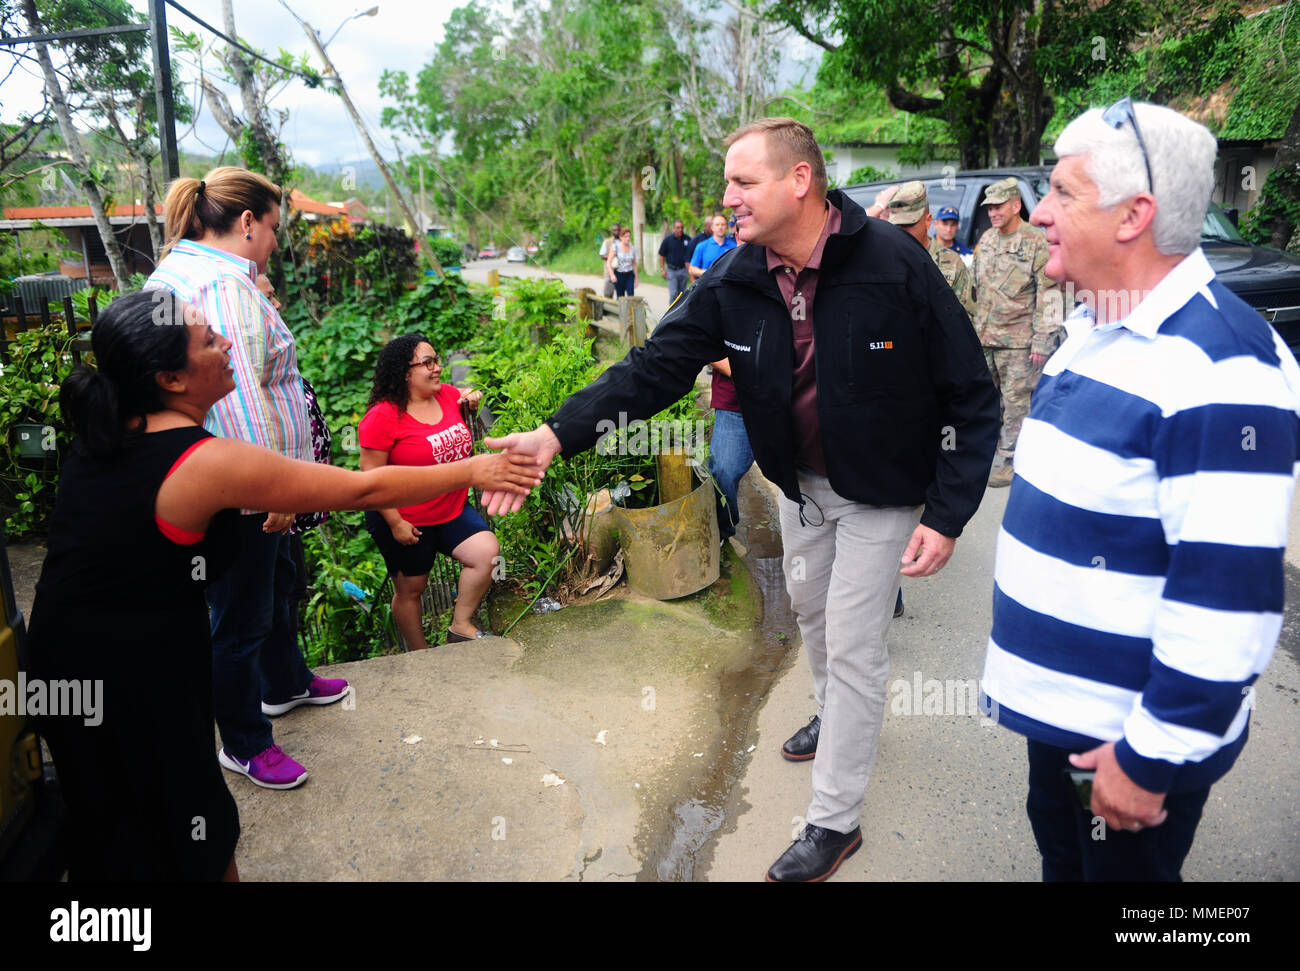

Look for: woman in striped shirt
[147,167,335,791]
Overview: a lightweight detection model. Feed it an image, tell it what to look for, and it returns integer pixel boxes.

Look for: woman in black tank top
[27,291,542,880]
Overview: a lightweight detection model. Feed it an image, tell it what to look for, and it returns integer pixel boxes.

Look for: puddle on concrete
[639,555,797,881]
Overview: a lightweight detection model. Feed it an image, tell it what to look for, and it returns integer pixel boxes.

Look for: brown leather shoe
[988,461,1014,488]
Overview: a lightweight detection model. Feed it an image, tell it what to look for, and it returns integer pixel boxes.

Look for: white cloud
[1,0,460,167]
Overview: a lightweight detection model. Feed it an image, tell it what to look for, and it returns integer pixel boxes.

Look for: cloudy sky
[3,0,821,170]
[3,0,460,168]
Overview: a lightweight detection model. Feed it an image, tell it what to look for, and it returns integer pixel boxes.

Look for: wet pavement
[704,487,1300,881]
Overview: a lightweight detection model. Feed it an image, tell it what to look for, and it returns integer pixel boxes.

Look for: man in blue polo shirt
[684,211,747,544]
[688,213,737,280]
[982,100,1300,881]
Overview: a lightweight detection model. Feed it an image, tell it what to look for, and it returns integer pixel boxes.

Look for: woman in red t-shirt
[359,333,496,649]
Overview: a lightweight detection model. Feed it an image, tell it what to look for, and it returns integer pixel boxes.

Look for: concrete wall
[1214,143,1279,214]
[823,145,962,187]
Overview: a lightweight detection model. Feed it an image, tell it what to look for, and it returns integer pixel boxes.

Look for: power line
[164,0,321,88]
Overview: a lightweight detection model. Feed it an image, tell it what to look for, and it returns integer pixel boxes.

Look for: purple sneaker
[219,745,308,789]
[261,675,351,717]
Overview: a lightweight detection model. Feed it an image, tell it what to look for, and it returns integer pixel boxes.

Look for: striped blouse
[146,240,312,471]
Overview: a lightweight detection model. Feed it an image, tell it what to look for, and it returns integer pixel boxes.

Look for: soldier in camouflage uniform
[884,181,976,318]
[881,180,980,619]
[928,235,975,318]
[973,177,1064,487]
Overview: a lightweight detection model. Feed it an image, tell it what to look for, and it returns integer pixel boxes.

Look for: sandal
[445,629,491,643]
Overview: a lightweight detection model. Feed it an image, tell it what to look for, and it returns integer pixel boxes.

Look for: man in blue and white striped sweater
[982,100,1300,881]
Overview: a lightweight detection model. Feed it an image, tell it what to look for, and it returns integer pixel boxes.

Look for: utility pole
[419,162,426,232]
[148,0,179,182]
[296,18,443,279]
[631,174,646,274]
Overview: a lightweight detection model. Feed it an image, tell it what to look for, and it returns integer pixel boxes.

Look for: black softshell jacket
[547,190,1000,538]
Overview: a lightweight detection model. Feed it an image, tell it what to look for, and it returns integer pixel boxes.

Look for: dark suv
[842,167,1300,354]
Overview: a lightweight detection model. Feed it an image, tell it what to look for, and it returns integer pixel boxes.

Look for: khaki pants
[779,473,921,834]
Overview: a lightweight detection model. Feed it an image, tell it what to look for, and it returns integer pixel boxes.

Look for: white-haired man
[982,99,1300,880]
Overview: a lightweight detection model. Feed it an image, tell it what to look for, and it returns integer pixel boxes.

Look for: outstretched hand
[481,424,562,515]
[469,448,546,497]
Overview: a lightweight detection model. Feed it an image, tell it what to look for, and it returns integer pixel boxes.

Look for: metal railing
[1,291,97,367]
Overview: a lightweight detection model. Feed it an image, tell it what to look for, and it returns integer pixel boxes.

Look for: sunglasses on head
[1101,97,1154,195]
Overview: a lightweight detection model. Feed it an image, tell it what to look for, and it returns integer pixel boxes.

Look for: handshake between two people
[480,423,564,515]
[472,421,956,585]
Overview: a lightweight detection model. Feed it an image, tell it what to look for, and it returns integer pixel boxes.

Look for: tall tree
[768,0,1147,167]
[380,0,756,250]
[33,0,192,262]
[179,0,314,282]
[20,0,131,288]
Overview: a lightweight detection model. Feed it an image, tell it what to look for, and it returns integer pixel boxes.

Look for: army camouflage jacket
[929,237,975,319]
[973,222,1063,355]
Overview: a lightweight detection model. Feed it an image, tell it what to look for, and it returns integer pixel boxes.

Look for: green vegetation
[1048,5,1299,142]
[1045,3,1300,251]
[377,0,747,249]
[392,273,491,353]
[0,320,78,538]
[287,270,494,664]
[467,278,708,602]
[283,264,707,663]
[540,241,605,277]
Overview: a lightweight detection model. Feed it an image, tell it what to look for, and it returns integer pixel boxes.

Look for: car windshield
[1202,203,1246,243]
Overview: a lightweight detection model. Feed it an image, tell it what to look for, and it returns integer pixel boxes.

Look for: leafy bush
[285,218,417,316]
[472,324,706,599]
[298,512,397,665]
[428,236,464,267]
[291,302,391,467]
[844,164,895,186]
[393,272,491,354]
[0,321,79,537]
[288,278,490,657]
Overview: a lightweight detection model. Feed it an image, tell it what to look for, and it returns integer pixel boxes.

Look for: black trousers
[1025,738,1211,882]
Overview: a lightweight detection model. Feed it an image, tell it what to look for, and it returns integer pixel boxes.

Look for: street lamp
[321,6,379,49]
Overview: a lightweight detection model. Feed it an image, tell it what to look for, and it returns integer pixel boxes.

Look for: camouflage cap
[982,177,1020,206]
[887,180,929,225]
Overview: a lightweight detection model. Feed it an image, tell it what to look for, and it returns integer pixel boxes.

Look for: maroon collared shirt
[765,203,842,476]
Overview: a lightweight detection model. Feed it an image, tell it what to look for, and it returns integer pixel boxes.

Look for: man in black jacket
[485,118,998,881]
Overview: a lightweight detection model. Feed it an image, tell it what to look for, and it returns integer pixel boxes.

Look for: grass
[538,241,671,289]
[539,241,605,276]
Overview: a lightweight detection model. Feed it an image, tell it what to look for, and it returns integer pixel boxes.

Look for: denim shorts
[364,505,491,578]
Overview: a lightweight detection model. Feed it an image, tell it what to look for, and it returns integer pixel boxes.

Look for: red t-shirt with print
[357,385,474,525]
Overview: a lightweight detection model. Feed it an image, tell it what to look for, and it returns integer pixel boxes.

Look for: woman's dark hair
[60,289,191,457]
[367,333,432,412]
